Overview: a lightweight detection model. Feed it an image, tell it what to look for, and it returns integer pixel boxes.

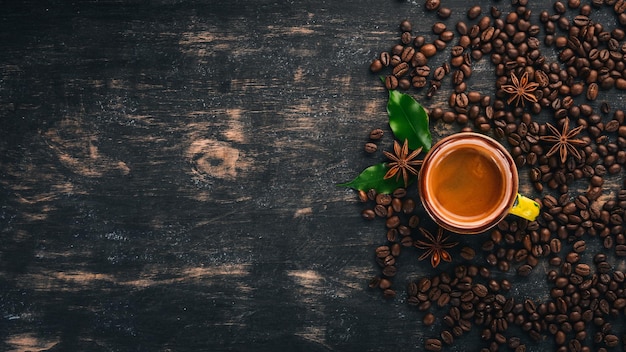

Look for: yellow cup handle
[509,194,541,221]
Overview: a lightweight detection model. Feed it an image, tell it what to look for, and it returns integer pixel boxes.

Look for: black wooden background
[1,1,624,351]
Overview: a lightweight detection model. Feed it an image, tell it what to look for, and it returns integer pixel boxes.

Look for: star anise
[414,227,458,268]
[500,71,539,107]
[383,139,423,187]
[539,118,587,164]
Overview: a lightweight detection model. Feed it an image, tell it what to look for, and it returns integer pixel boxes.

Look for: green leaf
[338,163,413,194]
[387,89,432,151]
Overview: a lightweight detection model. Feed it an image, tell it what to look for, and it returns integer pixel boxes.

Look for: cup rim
[418,132,519,234]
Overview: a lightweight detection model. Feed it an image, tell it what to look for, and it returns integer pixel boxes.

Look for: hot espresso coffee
[428,146,507,219]
[419,132,538,234]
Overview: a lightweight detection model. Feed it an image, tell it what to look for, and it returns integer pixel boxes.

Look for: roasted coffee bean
[411,51,427,66]
[399,77,410,89]
[400,20,412,32]
[455,92,469,108]
[455,20,469,36]
[597,261,612,273]
[376,193,392,206]
[401,47,415,63]
[414,65,431,77]
[566,252,580,263]
[425,338,442,351]
[460,247,475,260]
[362,209,375,220]
[572,240,586,253]
[605,236,614,250]
[437,7,451,19]
[390,54,402,67]
[401,32,412,45]
[460,63,472,78]
[403,198,415,213]
[518,264,533,276]
[392,62,409,77]
[514,249,528,262]
[593,253,607,264]
[385,75,398,90]
[460,290,474,302]
[396,225,410,237]
[421,43,437,57]
[401,236,413,247]
[459,319,472,332]
[369,128,384,140]
[412,76,427,88]
[608,163,622,174]
[550,238,562,253]
[368,276,381,289]
[370,59,383,73]
[467,5,481,20]
[605,119,620,132]
[424,0,440,11]
[385,215,400,229]
[473,284,488,298]
[426,81,439,98]
[443,315,455,327]
[604,334,619,347]
[586,82,599,100]
[575,263,591,276]
[616,0,626,14]
[382,265,397,277]
[418,278,432,292]
[386,228,397,242]
[437,292,450,307]
[380,52,390,66]
[573,15,590,27]
[432,22,446,35]
[376,246,390,258]
[378,278,391,290]
[434,66,446,80]
[364,142,377,153]
[486,253,497,266]
[408,215,420,228]
[423,312,436,326]
[440,330,454,344]
[374,204,387,217]
[391,198,402,213]
[383,288,396,298]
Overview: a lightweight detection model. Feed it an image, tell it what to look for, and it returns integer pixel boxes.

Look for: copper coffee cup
[419,132,540,234]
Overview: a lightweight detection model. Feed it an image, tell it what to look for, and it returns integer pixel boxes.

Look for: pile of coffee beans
[358,0,626,351]
[362,186,420,298]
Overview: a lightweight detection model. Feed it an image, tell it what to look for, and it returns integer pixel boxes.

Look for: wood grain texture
[1,1,625,351]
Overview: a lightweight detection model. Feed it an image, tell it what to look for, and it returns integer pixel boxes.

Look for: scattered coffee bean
[364,142,377,153]
[460,247,475,260]
[437,7,451,19]
[369,128,384,140]
[440,330,454,344]
[425,338,442,351]
[421,43,437,57]
[361,209,375,220]
[467,5,482,19]
[424,0,440,11]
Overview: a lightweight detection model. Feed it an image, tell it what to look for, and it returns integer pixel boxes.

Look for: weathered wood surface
[1,1,625,351]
